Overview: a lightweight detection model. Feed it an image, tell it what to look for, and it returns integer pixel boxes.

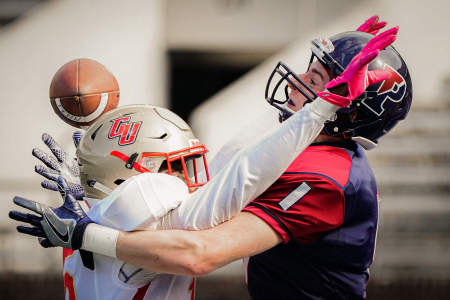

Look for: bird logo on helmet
[266,31,412,150]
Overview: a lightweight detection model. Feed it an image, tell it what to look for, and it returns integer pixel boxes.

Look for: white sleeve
[87,173,189,231]
[160,98,338,230]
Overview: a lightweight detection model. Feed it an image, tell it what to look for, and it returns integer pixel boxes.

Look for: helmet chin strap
[273,101,294,122]
[278,98,317,123]
[87,180,113,195]
[351,137,377,150]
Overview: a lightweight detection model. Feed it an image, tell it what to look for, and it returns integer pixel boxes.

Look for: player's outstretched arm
[117,212,281,275]
[161,97,337,230]
[159,27,399,231]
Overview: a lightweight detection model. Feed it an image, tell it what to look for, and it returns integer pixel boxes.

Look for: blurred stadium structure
[0,0,449,299]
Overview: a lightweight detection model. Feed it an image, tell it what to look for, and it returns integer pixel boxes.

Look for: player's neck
[313,134,347,144]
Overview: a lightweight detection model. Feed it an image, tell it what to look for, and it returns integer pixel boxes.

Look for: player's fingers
[13,196,45,215]
[16,225,46,238]
[375,34,396,52]
[57,176,70,192]
[41,180,59,192]
[41,171,59,182]
[9,210,42,226]
[57,180,79,204]
[32,148,60,171]
[56,176,73,200]
[66,183,85,200]
[35,165,59,179]
[39,238,54,248]
[357,15,378,32]
[65,193,78,204]
[35,164,57,176]
[366,27,397,51]
[42,133,66,163]
[367,69,391,86]
[324,77,340,90]
[369,21,387,33]
[42,133,59,149]
[60,189,79,205]
[72,131,83,148]
[359,49,379,67]
[366,27,398,51]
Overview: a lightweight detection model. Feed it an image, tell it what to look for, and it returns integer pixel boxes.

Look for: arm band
[81,223,119,258]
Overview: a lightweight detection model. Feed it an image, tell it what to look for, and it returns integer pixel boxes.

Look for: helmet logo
[108,116,142,146]
[188,139,201,153]
[362,65,406,116]
[312,37,335,54]
[188,139,200,147]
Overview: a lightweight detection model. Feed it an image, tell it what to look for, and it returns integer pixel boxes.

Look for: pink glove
[317,27,398,108]
[357,15,387,35]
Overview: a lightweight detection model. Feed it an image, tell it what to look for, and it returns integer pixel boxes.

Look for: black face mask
[265,61,319,122]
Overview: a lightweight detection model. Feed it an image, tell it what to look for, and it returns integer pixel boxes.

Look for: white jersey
[63,174,195,300]
[68,99,337,299]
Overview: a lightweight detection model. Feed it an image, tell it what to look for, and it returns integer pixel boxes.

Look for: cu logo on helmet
[362,65,406,116]
[108,116,142,146]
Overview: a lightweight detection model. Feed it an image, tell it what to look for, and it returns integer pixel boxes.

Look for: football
[49,58,120,128]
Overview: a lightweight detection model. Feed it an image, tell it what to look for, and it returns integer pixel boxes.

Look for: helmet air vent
[114,179,125,185]
[91,124,103,141]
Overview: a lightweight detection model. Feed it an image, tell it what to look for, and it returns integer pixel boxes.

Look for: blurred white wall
[0,0,167,272]
[189,0,450,157]
[0,0,166,211]
[167,0,301,52]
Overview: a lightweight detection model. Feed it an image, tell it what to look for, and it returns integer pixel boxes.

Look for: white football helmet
[76,104,209,199]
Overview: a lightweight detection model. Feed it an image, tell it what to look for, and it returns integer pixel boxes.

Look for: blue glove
[9,176,93,249]
[32,132,85,200]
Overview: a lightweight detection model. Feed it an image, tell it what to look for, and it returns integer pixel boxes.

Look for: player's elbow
[181,238,217,276]
[183,260,214,276]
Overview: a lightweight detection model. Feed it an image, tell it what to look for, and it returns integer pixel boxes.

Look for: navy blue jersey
[243,141,378,300]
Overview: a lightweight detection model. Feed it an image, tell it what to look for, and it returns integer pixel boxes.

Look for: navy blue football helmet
[265,31,412,149]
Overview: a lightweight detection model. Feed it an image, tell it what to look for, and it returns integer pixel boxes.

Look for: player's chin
[287,97,307,112]
[189,186,199,193]
[287,102,301,112]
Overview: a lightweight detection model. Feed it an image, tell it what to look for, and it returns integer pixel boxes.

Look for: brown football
[49,58,120,128]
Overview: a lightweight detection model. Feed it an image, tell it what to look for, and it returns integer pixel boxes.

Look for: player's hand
[9,176,93,249]
[317,27,398,108]
[357,15,387,35]
[33,132,85,200]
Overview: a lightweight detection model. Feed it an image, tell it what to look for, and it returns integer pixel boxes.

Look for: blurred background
[0,0,449,299]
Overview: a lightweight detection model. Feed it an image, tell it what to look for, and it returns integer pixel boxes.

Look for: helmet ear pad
[323,107,358,137]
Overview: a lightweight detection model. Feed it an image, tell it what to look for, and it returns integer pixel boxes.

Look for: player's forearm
[116,212,281,276]
[83,213,280,276]
[163,98,338,231]
[116,229,211,276]
[81,222,221,276]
